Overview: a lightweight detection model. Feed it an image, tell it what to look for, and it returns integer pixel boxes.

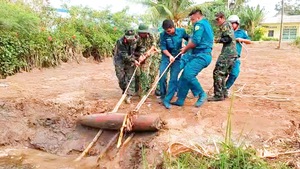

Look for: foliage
[0,0,137,78]
[0,0,40,34]
[0,34,26,78]
[236,5,264,39]
[132,0,195,27]
[252,26,266,41]
[262,37,279,41]
[293,36,300,47]
[162,95,290,169]
[275,0,300,15]
[0,0,39,78]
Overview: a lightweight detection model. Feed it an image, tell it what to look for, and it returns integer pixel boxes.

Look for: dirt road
[0,42,299,168]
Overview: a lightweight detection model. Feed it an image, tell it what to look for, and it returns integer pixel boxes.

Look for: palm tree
[238,5,264,38]
[130,0,194,27]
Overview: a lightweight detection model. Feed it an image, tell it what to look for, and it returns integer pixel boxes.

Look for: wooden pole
[75,66,138,162]
[116,52,182,148]
[112,67,138,113]
[277,0,284,49]
[74,130,103,162]
[97,132,119,162]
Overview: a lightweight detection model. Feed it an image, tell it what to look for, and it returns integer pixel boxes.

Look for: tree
[275,0,300,15]
[237,5,264,38]
[131,0,195,27]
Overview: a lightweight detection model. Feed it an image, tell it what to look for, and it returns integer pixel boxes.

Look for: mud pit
[0,42,300,168]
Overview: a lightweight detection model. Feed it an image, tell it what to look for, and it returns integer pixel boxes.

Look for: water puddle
[0,148,97,169]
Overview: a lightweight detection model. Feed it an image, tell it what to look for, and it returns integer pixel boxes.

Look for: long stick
[75,66,138,161]
[134,52,181,111]
[97,132,119,162]
[74,130,103,161]
[112,67,138,113]
[117,53,182,148]
[262,150,300,158]
[116,114,128,148]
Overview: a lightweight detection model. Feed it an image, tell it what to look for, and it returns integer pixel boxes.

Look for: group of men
[113,9,251,109]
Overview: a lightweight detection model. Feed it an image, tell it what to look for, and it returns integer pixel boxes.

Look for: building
[261,15,300,41]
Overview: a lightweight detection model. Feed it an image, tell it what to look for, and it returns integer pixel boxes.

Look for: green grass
[161,93,291,169]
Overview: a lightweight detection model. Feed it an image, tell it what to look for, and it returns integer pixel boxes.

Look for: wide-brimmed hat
[137,24,150,33]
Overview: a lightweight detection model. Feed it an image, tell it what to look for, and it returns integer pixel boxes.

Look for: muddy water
[0,148,98,169]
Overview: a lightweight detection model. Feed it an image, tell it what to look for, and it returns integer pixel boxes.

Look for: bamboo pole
[74,130,103,162]
[116,53,182,148]
[97,132,119,162]
[75,66,138,162]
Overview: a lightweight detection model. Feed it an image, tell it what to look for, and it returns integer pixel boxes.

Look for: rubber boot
[195,92,207,107]
[207,95,224,102]
[171,98,184,107]
[162,94,173,109]
[163,100,171,109]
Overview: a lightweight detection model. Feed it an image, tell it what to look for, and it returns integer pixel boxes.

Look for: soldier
[171,9,214,108]
[113,29,141,104]
[226,15,251,90]
[135,24,159,97]
[208,12,237,101]
[159,19,189,109]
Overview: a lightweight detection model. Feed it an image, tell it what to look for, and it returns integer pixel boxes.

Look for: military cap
[137,24,150,33]
[124,29,136,40]
[215,12,225,19]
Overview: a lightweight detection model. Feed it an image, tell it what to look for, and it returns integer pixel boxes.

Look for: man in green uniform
[136,24,160,97]
[113,29,141,104]
[208,12,237,101]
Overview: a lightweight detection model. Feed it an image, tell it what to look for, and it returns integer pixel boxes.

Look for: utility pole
[278,0,284,49]
[227,0,230,10]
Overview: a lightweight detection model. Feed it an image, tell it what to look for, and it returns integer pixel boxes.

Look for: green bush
[262,37,279,41]
[0,34,26,78]
[252,26,266,41]
[293,36,300,47]
[0,1,137,78]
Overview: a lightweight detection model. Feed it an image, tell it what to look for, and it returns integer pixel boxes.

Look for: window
[268,30,274,37]
[283,28,297,40]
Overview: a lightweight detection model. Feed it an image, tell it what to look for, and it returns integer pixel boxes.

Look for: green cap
[138,24,150,33]
[124,29,135,40]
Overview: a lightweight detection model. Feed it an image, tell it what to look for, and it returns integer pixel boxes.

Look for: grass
[142,145,149,169]
[161,93,292,169]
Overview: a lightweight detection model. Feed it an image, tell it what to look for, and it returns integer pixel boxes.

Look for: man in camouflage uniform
[135,24,160,97]
[208,12,237,101]
[113,29,142,104]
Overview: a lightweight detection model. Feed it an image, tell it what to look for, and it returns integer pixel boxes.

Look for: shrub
[293,36,300,47]
[252,26,266,41]
[0,1,137,78]
[262,37,279,41]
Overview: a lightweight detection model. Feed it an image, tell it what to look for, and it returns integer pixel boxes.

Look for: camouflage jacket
[215,21,237,56]
[135,34,156,56]
[113,36,144,64]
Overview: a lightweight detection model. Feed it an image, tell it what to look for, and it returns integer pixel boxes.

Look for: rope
[134,52,182,112]
[239,42,249,60]
[117,52,182,148]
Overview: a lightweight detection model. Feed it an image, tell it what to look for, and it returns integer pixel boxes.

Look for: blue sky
[49,0,281,17]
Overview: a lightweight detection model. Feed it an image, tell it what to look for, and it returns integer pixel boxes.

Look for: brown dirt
[0,42,299,168]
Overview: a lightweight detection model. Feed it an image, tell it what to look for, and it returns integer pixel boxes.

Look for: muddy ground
[0,42,299,169]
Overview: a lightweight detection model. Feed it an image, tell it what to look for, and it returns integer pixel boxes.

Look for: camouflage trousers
[114,57,136,96]
[213,54,237,98]
[136,53,160,97]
